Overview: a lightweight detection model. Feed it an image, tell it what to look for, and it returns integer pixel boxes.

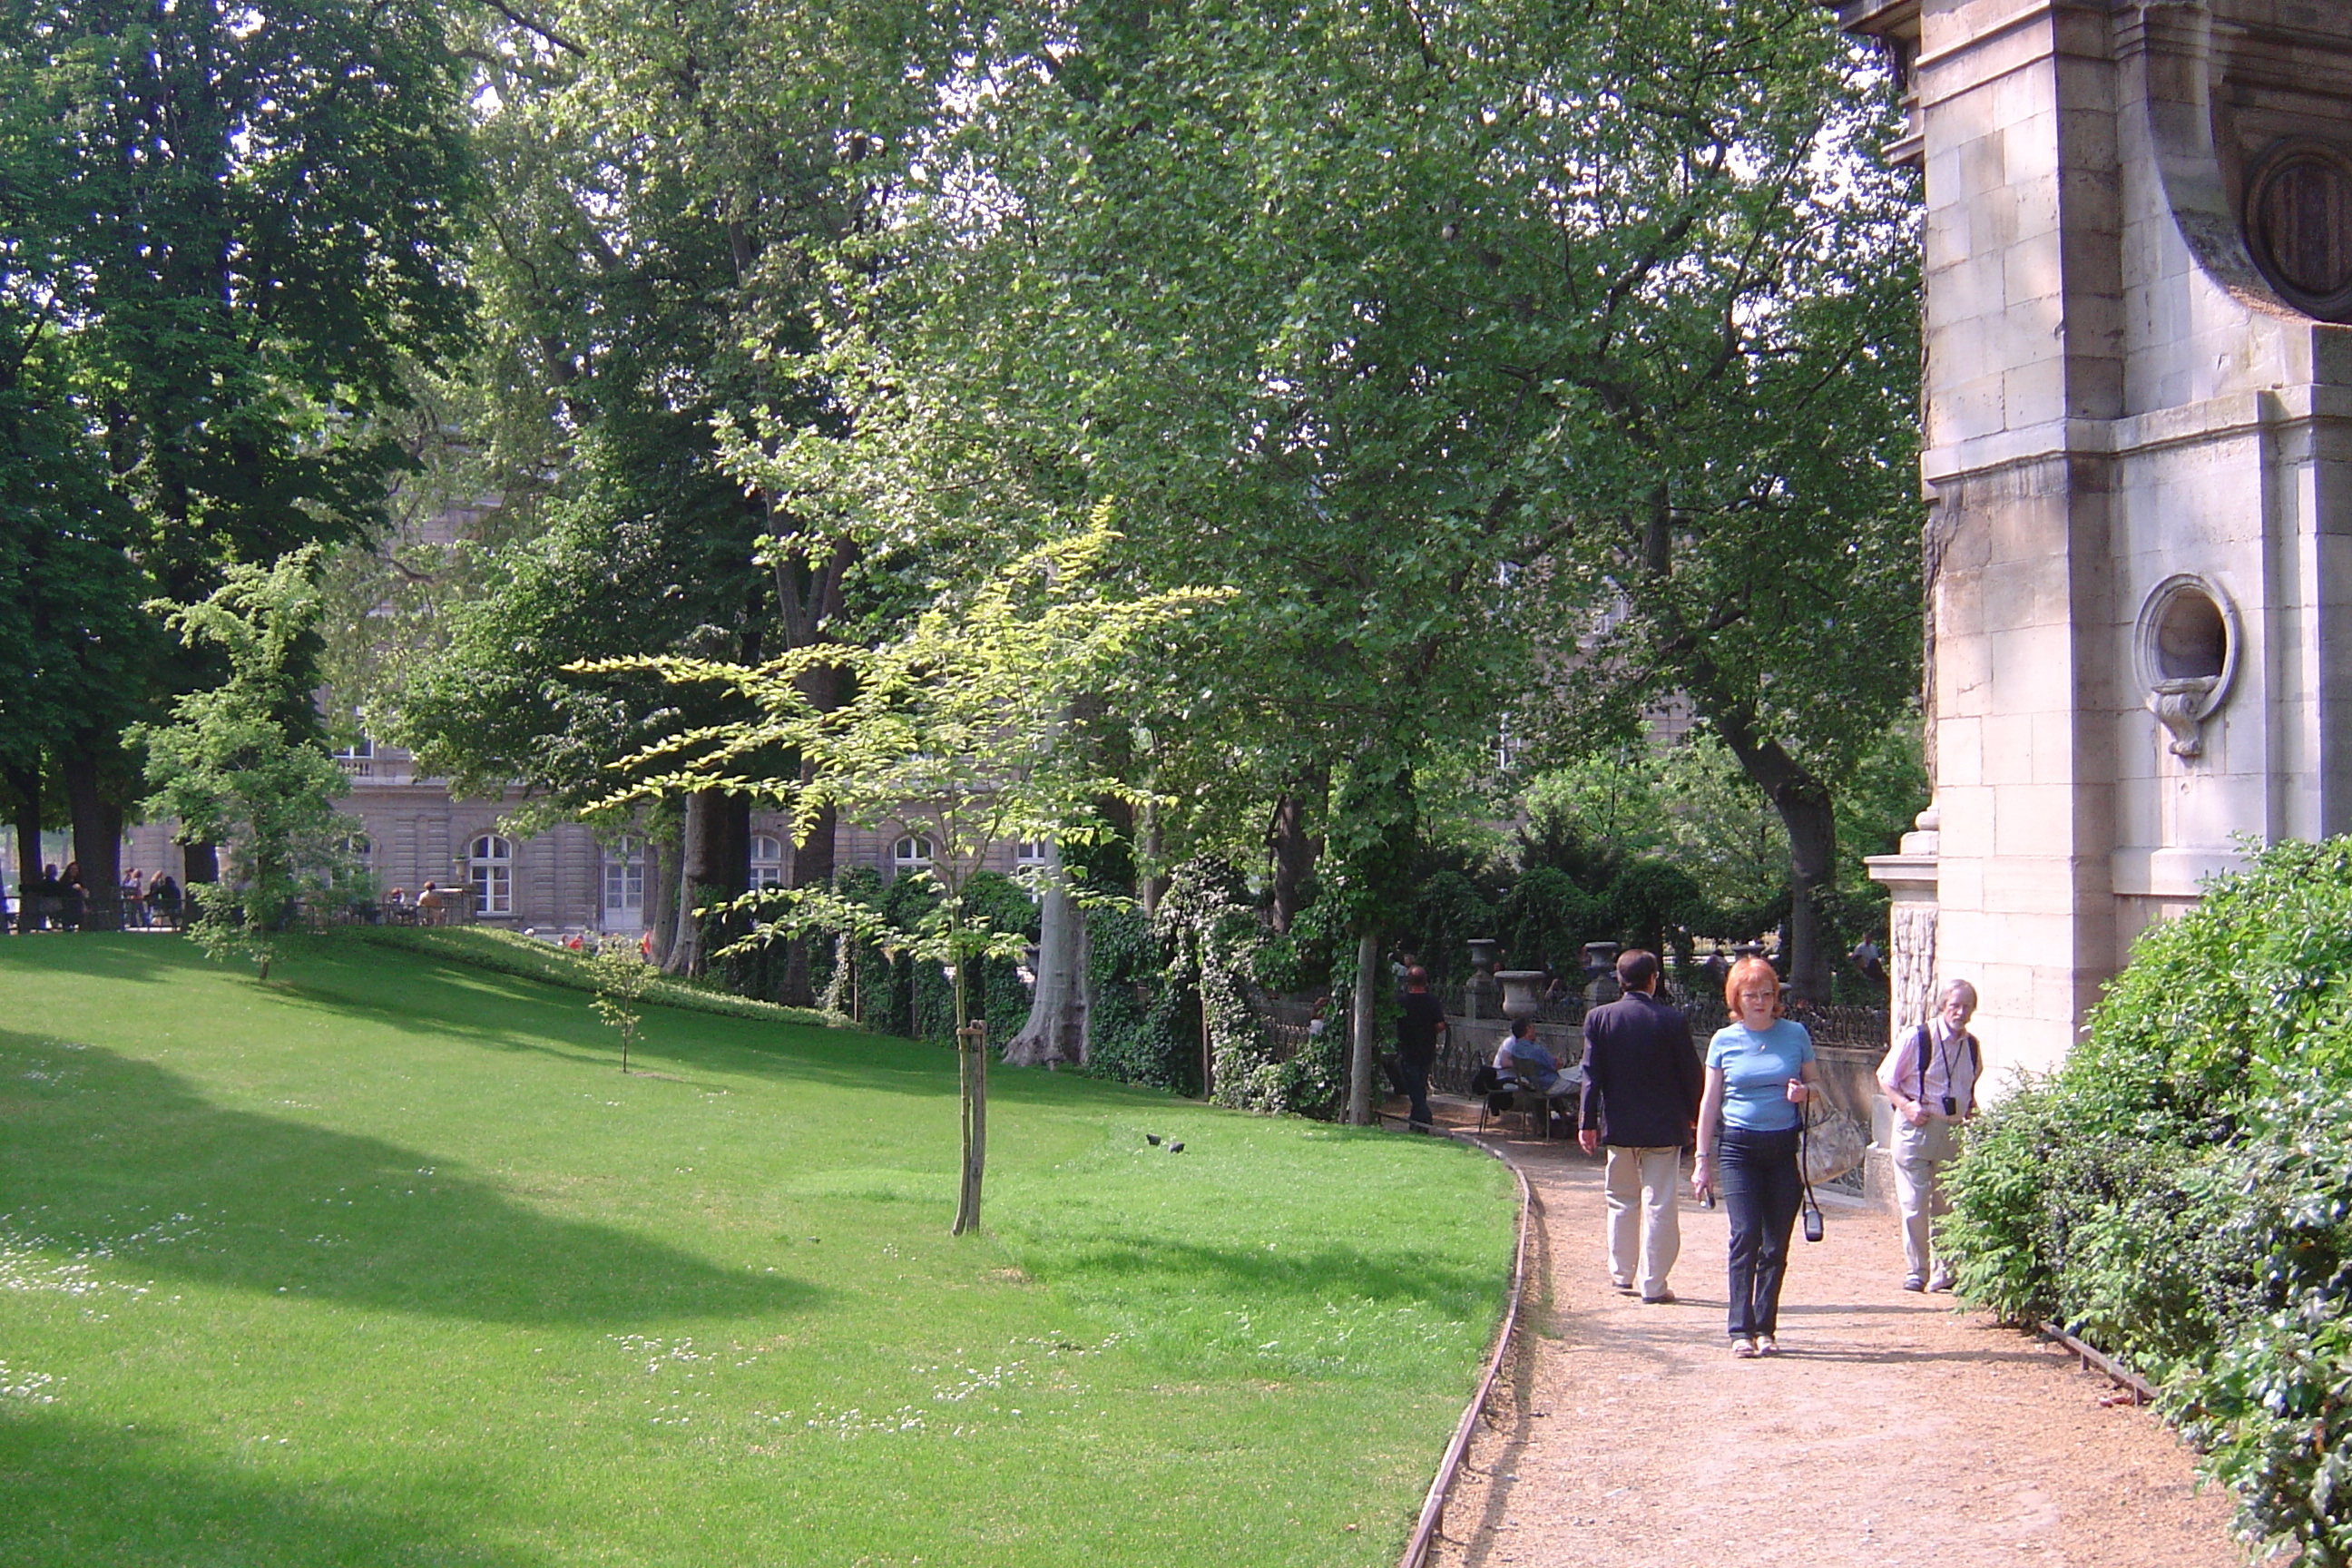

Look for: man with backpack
[1876,979,1982,1292]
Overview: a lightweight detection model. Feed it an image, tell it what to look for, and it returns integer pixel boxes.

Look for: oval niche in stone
[2246,142,2352,322]
[2134,575,2240,761]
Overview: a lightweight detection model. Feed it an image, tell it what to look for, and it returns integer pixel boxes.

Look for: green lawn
[0,935,1513,1566]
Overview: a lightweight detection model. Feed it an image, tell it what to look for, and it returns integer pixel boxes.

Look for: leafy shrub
[1084,904,1192,1093]
[1942,837,2352,1568]
[1400,867,1499,985]
[1499,866,1603,974]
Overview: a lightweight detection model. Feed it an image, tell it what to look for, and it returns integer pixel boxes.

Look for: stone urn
[1495,970,1549,1022]
[1466,937,1502,974]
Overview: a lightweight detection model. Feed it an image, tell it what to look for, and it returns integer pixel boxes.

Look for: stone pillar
[1864,805,1941,1206]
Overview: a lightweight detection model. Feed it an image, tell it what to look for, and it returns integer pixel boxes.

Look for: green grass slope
[0,936,1512,1566]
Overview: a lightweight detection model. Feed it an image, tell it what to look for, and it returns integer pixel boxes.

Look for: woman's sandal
[1757,1336,1779,1356]
[1731,1337,1759,1358]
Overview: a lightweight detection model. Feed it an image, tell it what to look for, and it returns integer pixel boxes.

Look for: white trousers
[1891,1118,1961,1283]
[1604,1144,1683,1298]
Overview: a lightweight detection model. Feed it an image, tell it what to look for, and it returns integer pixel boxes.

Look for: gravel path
[1428,1129,2242,1568]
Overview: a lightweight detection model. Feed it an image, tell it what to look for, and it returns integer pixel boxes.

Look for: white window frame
[1014,839,1050,870]
[468,834,514,916]
[892,835,933,874]
[602,836,644,913]
[750,834,786,889]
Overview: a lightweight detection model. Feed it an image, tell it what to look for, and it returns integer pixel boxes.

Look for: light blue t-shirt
[1707,1019,1816,1132]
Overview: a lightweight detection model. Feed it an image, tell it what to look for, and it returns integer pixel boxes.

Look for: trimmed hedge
[352,926,838,1030]
[1944,837,2352,1567]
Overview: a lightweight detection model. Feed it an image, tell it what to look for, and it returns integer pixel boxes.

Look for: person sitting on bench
[1493,1017,1570,1094]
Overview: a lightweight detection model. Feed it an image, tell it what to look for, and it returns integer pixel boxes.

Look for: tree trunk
[1709,706,1838,1004]
[63,749,124,930]
[1346,930,1381,1126]
[775,661,846,1004]
[778,800,836,1006]
[647,821,682,967]
[663,787,741,977]
[1266,787,1321,934]
[1140,799,1168,918]
[1004,840,1088,1066]
[952,958,987,1236]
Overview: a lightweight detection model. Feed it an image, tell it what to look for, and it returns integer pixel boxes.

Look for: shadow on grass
[275,939,1142,1112]
[0,1406,547,1568]
[0,1033,828,1327]
[0,932,191,985]
[1040,1233,1499,1318]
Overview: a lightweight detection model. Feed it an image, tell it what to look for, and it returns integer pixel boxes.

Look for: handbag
[1801,1102,1868,1184]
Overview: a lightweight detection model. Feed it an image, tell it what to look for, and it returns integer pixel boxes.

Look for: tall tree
[2,0,475,913]
[774,0,1918,1000]
[385,0,978,985]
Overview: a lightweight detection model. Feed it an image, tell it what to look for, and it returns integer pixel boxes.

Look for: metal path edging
[1398,1132,1536,1568]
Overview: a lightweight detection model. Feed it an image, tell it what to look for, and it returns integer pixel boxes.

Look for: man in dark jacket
[1577,949,1703,1303]
[1395,966,1448,1132]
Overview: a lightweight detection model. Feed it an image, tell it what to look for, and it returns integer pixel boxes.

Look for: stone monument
[1838,0,2352,1077]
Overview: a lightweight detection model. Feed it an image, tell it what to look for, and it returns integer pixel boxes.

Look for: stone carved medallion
[2245,142,2352,322]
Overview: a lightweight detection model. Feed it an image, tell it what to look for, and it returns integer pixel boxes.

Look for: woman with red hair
[1691,955,1822,1357]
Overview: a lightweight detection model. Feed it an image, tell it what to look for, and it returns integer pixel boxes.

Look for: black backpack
[1912,1023,1982,1110]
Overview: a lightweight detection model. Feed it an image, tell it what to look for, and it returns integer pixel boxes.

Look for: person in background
[1692,956,1822,1357]
[1395,966,1448,1133]
[1578,949,1703,1306]
[149,874,182,927]
[58,862,85,930]
[121,867,147,928]
[1493,1015,1570,1093]
[1877,979,1982,1292]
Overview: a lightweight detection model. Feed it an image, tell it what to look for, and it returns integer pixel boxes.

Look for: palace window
[468,834,514,916]
[603,837,644,912]
[751,835,786,889]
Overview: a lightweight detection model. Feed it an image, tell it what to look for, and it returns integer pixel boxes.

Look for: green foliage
[1083,905,1191,1094]
[133,552,357,980]
[1399,867,1500,987]
[588,939,659,1073]
[590,522,1221,998]
[1941,838,2352,1568]
[1498,868,1605,975]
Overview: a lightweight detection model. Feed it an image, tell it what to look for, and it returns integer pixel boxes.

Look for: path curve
[1429,1132,2239,1568]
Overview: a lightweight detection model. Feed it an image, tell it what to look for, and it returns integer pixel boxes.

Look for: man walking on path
[1396,966,1448,1133]
[1877,978,1982,1291]
[1578,949,1703,1303]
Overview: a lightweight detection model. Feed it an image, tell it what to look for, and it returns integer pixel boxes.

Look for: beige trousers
[1604,1144,1684,1298]
[1892,1117,1962,1283]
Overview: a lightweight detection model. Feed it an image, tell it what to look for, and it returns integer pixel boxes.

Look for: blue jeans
[1718,1124,1802,1339]
[1396,1054,1433,1127]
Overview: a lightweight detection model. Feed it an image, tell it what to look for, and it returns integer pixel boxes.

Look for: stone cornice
[1921,386,2352,485]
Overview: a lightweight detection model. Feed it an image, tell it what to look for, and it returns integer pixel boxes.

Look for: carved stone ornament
[2133,575,2240,760]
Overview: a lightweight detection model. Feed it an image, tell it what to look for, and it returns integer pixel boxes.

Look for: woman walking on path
[1691,956,1820,1358]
